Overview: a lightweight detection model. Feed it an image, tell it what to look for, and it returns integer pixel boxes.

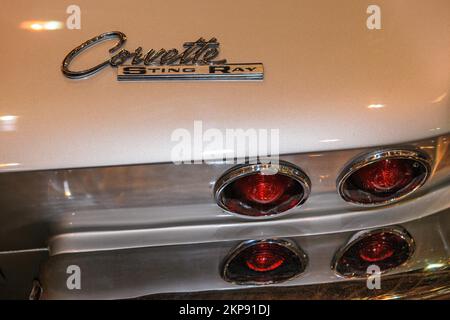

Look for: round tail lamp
[337,149,431,206]
[214,162,311,218]
[221,239,308,285]
[332,227,415,277]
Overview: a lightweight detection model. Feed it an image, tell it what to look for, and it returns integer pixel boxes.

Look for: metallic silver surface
[117,63,264,81]
[337,148,432,206]
[62,32,262,81]
[213,161,311,219]
[0,134,448,254]
[0,135,448,298]
[0,249,49,299]
[331,226,416,278]
[61,31,127,79]
[220,239,308,285]
[38,209,450,299]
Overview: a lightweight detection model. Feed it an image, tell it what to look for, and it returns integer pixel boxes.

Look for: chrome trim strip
[331,226,416,278]
[213,161,311,219]
[0,248,48,255]
[117,63,264,81]
[220,238,308,285]
[336,148,432,206]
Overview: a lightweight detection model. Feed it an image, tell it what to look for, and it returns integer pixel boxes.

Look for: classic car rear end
[0,0,449,300]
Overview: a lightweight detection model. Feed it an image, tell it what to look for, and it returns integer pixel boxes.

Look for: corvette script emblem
[62,31,263,81]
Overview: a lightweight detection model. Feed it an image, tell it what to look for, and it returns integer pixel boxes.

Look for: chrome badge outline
[61,31,264,81]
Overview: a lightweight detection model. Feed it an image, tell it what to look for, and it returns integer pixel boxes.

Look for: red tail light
[358,235,395,262]
[332,227,415,277]
[221,239,308,285]
[235,174,287,204]
[245,244,286,272]
[338,149,431,205]
[354,159,414,193]
[214,162,311,218]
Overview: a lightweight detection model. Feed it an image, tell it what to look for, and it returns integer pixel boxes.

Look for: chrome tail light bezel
[213,161,311,219]
[331,226,416,278]
[336,148,432,206]
[221,239,309,285]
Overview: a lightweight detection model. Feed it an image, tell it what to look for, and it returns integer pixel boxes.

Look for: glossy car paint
[0,0,449,172]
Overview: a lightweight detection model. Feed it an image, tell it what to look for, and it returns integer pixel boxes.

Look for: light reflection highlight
[0,115,18,131]
[63,181,73,198]
[20,20,64,31]
[0,163,20,168]
[368,104,385,109]
[425,263,446,271]
[432,92,447,104]
[0,115,17,121]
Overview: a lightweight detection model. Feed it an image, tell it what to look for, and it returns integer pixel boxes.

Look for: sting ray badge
[62,31,264,81]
